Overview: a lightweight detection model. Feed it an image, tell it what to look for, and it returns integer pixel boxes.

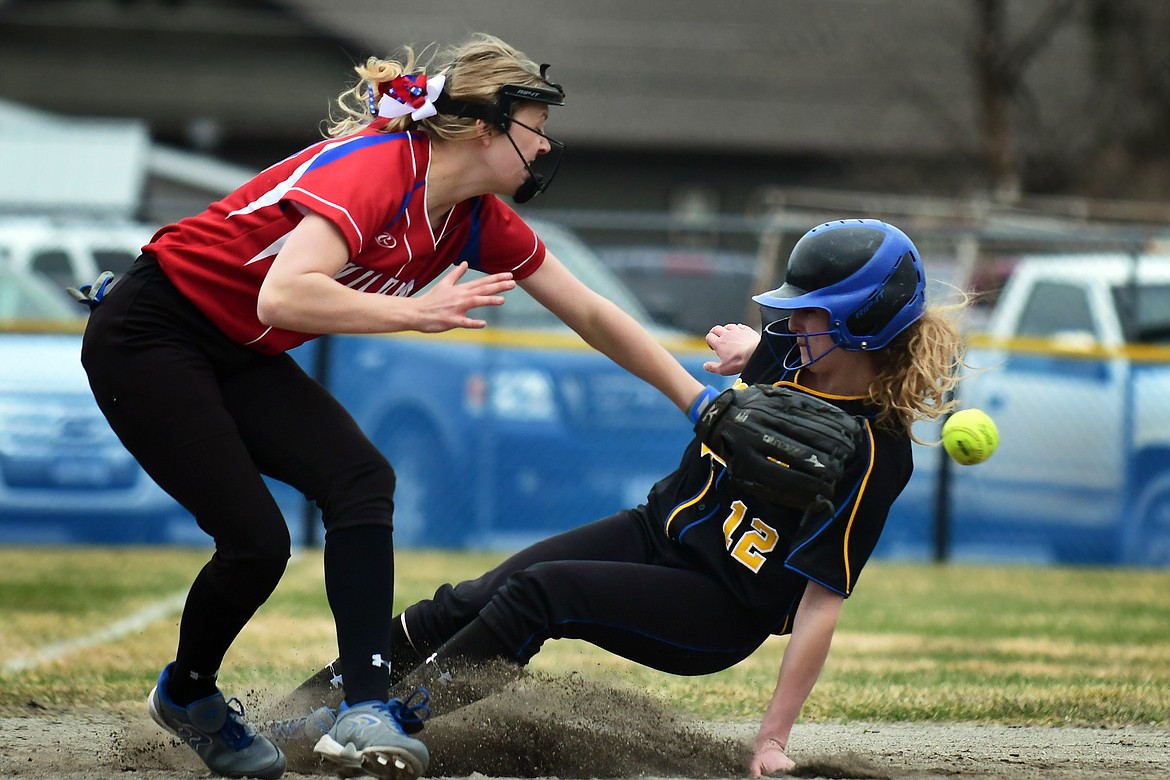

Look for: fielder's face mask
[434,65,566,203]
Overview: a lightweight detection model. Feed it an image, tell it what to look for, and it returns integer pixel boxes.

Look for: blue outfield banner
[0,323,715,551]
[276,328,719,550]
[5,319,1170,565]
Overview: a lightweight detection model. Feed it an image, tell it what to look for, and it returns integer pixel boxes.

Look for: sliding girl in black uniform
[277,218,967,777]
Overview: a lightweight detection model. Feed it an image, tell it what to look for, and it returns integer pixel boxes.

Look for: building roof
[0,100,149,217]
[278,0,1092,155]
[0,0,1096,157]
[0,97,253,220]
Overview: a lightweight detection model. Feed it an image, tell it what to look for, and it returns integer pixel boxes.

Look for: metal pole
[933,421,953,563]
[933,361,962,563]
[1118,245,1142,562]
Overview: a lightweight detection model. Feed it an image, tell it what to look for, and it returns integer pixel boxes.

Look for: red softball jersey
[144,122,546,354]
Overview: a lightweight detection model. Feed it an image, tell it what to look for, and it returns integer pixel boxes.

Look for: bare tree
[971,0,1080,200]
[1081,0,1170,199]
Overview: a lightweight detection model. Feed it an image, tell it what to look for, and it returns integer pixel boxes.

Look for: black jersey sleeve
[782,419,913,596]
[740,321,799,386]
[739,343,786,385]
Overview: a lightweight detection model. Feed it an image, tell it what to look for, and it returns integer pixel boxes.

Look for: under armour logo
[371,653,391,669]
[424,653,454,686]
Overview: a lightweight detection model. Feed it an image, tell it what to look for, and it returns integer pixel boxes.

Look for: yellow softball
[942,409,999,466]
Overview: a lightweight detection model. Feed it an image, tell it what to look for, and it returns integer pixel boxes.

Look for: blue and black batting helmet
[753,219,926,351]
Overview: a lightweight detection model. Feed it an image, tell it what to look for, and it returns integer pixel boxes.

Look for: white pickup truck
[0,217,153,290]
[886,254,1170,566]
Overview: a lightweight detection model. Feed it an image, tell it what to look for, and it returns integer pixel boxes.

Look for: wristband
[687,384,719,424]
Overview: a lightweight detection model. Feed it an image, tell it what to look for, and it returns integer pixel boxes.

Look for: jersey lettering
[334,263,416,297]
[722,500,746,549]
[721,500,780,573]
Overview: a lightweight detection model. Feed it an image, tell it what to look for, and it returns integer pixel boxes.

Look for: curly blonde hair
[326,34,550,139]
[866,297,970,441]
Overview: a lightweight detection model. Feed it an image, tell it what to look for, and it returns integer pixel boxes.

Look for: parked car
[2,218,722,548]
[595,245,761,335]
[0,267,194,543]
[284,220,724,548]
[0,216,154,292]
[883,253,1170,566]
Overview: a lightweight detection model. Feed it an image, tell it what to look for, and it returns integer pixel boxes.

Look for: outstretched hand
[412,263,515,333]
[750,738,795,777]
[703,323,761,376]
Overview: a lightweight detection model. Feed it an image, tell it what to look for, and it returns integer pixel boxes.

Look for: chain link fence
[4,191,1170,565]
[531,191,1170,566]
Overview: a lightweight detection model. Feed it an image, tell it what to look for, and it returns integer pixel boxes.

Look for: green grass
[1,547,1167,727]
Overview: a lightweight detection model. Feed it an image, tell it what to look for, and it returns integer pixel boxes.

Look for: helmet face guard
[759,316,842,371]
[434,66,566,203]
[754,219,926,354]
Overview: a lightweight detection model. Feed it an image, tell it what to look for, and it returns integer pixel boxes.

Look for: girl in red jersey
[80,34,706,780]
[276,219,969,778]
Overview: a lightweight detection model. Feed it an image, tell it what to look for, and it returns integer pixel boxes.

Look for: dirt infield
[1,671,1166,780]
[2,710,1166,780]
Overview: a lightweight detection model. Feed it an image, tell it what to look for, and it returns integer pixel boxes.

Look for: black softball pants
[81,256,397,703]
[402,508,771,676]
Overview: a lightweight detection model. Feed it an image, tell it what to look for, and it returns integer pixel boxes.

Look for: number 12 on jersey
[721,500,779,573]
